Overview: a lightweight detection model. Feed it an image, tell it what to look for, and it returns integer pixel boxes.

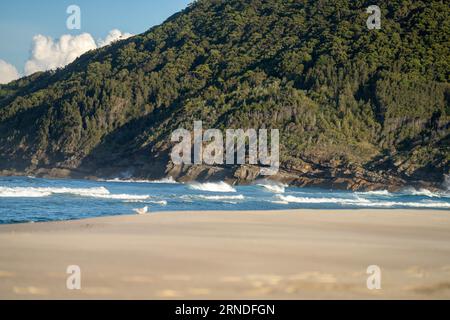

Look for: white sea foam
[0,187,52,197]
[123,199,168,205]
[149,200,168,206]
[359,187,448,198]
[357,190,391,196]
[103,176,178,184]
[277,195,367,205]
[0,186,149,200]
[401,187,444,198]
[257,181,287,194]
[276,195,450,209]
[188,182,236,193]
[409,189,439,197]
[150,177,178,184]
[0,186,108,198]
[269,200,290,205]
[103,178,130,183]
[357,201,450,208]
[198,195,245,201]
[93,193,150,200]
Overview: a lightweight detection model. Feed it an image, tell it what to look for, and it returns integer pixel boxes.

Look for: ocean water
[0,176,449,224]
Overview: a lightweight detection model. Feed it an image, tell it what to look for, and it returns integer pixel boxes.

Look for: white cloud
[24,29,133,76]
[0,59,21,84]
[24,33,97,75]
[98,29,133,47]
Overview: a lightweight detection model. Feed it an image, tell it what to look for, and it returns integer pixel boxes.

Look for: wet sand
[0,209,449,299]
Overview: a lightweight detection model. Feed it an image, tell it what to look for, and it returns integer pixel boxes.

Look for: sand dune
[0,209,449,299]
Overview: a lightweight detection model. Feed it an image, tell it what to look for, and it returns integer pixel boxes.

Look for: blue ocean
[0,176,449,224]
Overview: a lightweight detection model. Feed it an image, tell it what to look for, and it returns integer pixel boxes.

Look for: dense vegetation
[0,0,449,190]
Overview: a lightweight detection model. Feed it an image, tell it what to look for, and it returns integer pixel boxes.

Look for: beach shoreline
[1,209,449,299]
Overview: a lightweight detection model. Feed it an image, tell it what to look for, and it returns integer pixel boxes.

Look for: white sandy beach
[0,209,449,299]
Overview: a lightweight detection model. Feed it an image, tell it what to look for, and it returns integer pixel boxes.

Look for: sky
[0,0,192,83]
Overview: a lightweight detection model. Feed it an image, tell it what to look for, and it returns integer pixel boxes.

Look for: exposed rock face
[0,159,437,192]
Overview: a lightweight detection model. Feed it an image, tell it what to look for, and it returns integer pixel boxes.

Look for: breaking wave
[269,200,290,205]
[188,182,236,193]
[276,195,450,209]
[102,176,178,184]
[198,195,245,201]
[401,187,449,198]
[256,181,287,194]
[353,187,449,199]
[357,190,391,196]
[277,195,365,205]
[0,186,149,200]
[2,174,450,225]
[151,200,168,205]
[150,177,178,184]
[179,194,245,203]
[405,188,440,198]
[124,199,168,205]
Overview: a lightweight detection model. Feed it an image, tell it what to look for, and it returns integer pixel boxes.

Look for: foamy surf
[125,200,168,205]
[150,200,168,206]
[179,194,245,204]
[150,177,178,184]
[0,187,52,198]
[198,195,245,201]
[93,193,150,200]
[0,186,109,198]
[276,195,368,205]
[401,187,445,198]
[256,181,287,193]
[357,190,391,196]
[276,194,450,209]
[1,175,449,224]
[0,186,149,200]
[102,176,178,184]
[188,182,236,193]
[269,200,290,205]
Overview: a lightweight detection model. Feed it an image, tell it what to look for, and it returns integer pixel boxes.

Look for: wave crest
[256,181,287,193]
[402,187,445,198]
[102,176,178,184]
[276,195,450,208]
[188,182,236,193]
[357,190,391,196]
[198,195,245,200]
[0,186,149,200]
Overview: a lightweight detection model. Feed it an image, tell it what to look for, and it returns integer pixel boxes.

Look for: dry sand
[0,209,449,299]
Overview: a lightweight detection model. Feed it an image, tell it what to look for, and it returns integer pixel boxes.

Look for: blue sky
[0,0,191,75]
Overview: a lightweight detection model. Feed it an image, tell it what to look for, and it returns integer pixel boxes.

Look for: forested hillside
[0,0,449,190]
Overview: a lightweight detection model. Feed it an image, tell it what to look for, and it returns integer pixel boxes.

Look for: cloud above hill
[0,60,21,84]
[97,29,133,47]
[24,33,97,75]
[24,29,133,76]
